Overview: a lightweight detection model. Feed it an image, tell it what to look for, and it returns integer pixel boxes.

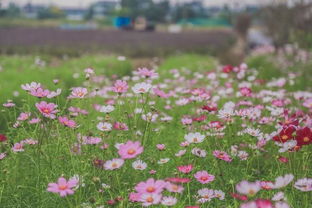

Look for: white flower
[157,158,170,164]
[214,190,225,200]
[275,202,290,208]
[294,178,312,192]
[161,196,177,206]
[104,158,124,170]
[191,148,206,157]
[238,151,249,160]
[21,82,41,91]
[99,105,115,113]
[278,140,297,153]
[142,112,158,122]
[175,149,186,157]
[132,82,152,94]
[132,160,147,170]
[97,122,112,131]
[236,181,261,196]
[272,192,285,201]
[273,174,294,189]
[47,89,62,98]
[184,132,205,143]
[197,188,214,203]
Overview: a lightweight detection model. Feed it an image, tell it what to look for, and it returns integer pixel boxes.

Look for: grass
[0,53,311,208]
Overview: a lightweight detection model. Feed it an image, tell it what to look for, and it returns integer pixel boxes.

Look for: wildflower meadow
[0,47,311,208]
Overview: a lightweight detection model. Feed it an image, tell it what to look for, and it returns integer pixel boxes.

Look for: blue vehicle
[114,16,133,30]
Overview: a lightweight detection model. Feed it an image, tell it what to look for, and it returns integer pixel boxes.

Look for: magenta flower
[112,80,128,93]
[118,140,143,159]
[177,164,193,174]
[135,178,167,194]
[47,177,78,197]
[194,171,215,184]
[35,101,58,119]
[58,116,76,128]
[17,112,31,121]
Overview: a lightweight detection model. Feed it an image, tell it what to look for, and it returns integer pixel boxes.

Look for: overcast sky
[2,0,274,8]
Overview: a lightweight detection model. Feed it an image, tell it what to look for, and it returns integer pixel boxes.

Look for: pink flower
[58,116,76,128]
[213,150,232,162]
[113,122,129,131]
[12,142,24,152]
[135,178,167,194]
[241,199,274,208]
[118,141,143,159]
[35,101,58,119]
[47,177,78,197]
[112,80,128,93]
[0,153,6,160]
[21,82,41,91]
[194,171,215,184]
[156,144,166,150]
[177,164,193,174]
[236,181,261,196]
[68,87,88,98]
[240,87,252,97]
[137,68,158,79]
[129,192,141,202]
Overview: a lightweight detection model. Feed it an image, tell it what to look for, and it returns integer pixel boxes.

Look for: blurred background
[0,0,310,63]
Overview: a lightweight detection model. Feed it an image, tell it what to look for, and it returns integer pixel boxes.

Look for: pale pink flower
[112,80,128,93]
[30,87,50,98]
[35,101,58,119]
[161,196,177,206]
[68,87,88,98]
[104,158,124,170]
[132,82,152,94]
[28,118,41,124]
[21,82,41,91]
[194,171,215,184]
[137,68,158,79]
[213,150,232,162]
[47,177,78,197]
[236,181,261,196]
[97,122,112,131]
[47,89,62,98]
[118,140,143,159]
[140,193,162,206]
[165,182,184,193]
[17,112,31,121]
[0,153,6,160]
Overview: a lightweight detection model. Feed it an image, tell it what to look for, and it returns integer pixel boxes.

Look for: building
[91,0,120,19]
[22,3,44,19]
[63,8,87,21]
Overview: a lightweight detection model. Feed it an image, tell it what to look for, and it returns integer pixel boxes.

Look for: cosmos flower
[118,141,143,159]
[194,171,215,184]
[104,158,124,170]
[112,80,128,93]
[35,101,58,119]
[47,177,78,197]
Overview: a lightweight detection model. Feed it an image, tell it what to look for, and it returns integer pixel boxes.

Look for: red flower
[202,105,217,112]
[0,134,7,142]
[222,65,233,73]
[273,126,296,143]
[192,115,206,122]
[296,127,312,146]
[230,193,248,201]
